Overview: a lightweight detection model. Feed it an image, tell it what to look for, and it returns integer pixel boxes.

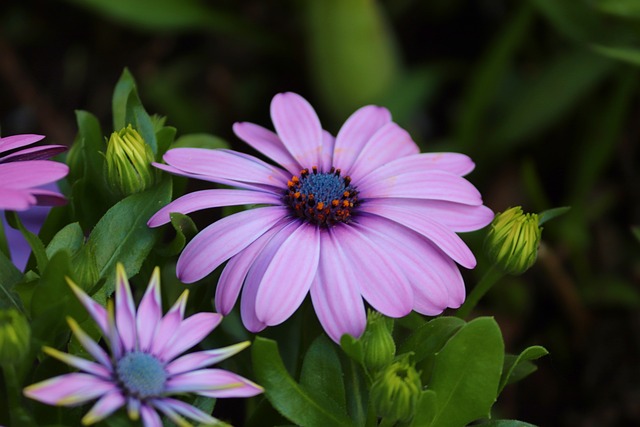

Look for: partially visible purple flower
[148,92,493,343]
[0,134,68,211]
[24,264,262,427]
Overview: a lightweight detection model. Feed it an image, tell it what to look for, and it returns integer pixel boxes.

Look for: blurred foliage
[1,0,640,425]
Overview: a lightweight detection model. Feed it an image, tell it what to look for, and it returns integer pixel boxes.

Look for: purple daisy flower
[148,92,493,343]
[24,264,262,426]
[0,134,68,211]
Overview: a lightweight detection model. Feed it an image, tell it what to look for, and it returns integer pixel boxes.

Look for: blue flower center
[115,351,166,399]
[284,166,359,227]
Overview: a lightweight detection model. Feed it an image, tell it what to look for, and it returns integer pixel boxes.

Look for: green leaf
[125,90,158,155]
[0,250,24,311]
[632,226,640,243]
[499,346,548,392]
[537,207,571,226]
[155,212,198,257]
[75,110,105,184]
[252,337,354,427]
[595,0,640,19]
[340,333,365,367]
[531,0,601,42]
[410,390,437,427]
[0,214,9,259]
[6,211,48,274]
[45,222,84,259]
[473,420,538,427]
[343,358,369,427]
[306,0,401,120]
[490,49,614,150]
[88,176,172,296]
[29,252,86,346]
[112,68,136,131]
[398,317,465,365]
[155,126,177,158]
[171,133,230,150]
[591,44,640,67]
[63,0,252,34]
[456,3,534,152]
[426,317,505,427]
[300,335,347,410]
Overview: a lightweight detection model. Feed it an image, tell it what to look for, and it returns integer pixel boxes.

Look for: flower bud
[105,125,155,196]
[362,310,395,373]
[0,309,31,366]
[484,206,542,275]
[370,354,422,423]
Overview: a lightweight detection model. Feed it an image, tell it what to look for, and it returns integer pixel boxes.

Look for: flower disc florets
[115,351,166,399]
[284,166,359,227]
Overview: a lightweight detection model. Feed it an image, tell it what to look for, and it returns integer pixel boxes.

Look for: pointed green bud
[484,206,542,275]
[0,309,31,366]
[105,125,156,196]
[362,310,395,373]
[370,354,422,423]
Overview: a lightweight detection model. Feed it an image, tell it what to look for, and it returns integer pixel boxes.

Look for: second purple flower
[148,92,493,342]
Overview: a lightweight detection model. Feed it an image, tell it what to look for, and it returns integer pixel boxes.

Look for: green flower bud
[484,206,542,275]
[370,354,422,423]
[0,309,31,366]
[362,310,395,373]
[105,125,155,196]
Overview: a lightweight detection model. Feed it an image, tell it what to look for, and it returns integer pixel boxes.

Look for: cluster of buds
[370,354,422,423]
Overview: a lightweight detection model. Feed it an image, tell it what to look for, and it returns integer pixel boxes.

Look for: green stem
[456,266,504,319]
[3,364,35,427]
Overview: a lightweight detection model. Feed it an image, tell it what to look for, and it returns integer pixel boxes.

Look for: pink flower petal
[255,222,320,326]
[163,148,290,187]
[233,121,301,174]
[31,189,67,206]
[0,187,35,210]
[115,265,137,352]
[215,222,287,314]
[240,222,299,332]
[166,342,250,376]
[0,161,68,189]
[357,153,476,188]
[158,312,222,361]
[319,130,335,172]
[147,189,281,227]
[364,198,494,232]
[335,224,414,317]
[165,369,263,397]
[357,214,463,310]
[67,318,112,368]
[270,92,323,167]
[150,291,188,358]
[0,134,44,154]
[176,206,288,283]
[310,231,366,343]
[0,145,67,163]
[152,398,221,425]
[361,203,477,269]
[81,391,126,425]
[359,169,482,205]
[152,162,274,192]
[332,105,392,174]
[141,404,163,427]
[136,267,162,352]
[240,268,268,333]
[67,280,109,337]
[43,346,111,379]
[348,122,419,182]
[24,373,116,406]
